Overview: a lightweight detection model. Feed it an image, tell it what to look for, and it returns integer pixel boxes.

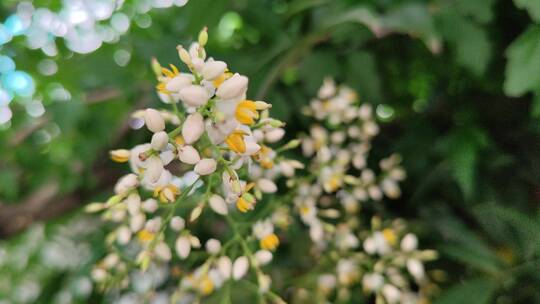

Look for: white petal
[201,60,227,80]
[216,73,248,100]
[151,131,169,151]
[217,256,232,279]
[232,256,249,280]
[145,156,164,183]
[254,250,273,266]
[194,158,217,176]
[257,178,277,193]
[144,108,165,133]
[182,113,204,144]
[178,145,201,165]
[170,216,185,231]
[205,238,221,254]
[178,85,209,107]
[175,236,191,259]
[400,233,418,252]
[208,194,228,215]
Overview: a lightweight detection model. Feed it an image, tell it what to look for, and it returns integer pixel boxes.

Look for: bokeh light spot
[217,12,243,42]
[376,104,395,121]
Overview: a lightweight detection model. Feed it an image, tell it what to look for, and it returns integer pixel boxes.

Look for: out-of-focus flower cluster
[0,216,99,304]
[289,78,438,303]
[87,28,295,302]
[0,0,188,125]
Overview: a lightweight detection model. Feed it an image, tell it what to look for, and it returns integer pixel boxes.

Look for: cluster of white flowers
[87,29,296,302]
[289,79,437,303]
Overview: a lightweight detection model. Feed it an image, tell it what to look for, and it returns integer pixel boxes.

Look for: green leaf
[514,0,540,22]
[380,3,441,53]
[504,25,540,97]
[446,127,488,199]
[435,278,497,304]
[455,0,495,23]
[440,244,502,274]
[435,9,492,75]
[298,51,342,93]
[345,51,382,103]
[429,206,503,273]
[475,204,540,258]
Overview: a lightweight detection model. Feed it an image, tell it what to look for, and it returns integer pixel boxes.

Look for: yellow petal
[236,197,252,212]
[260,234,279,251]
[225,131,246,153]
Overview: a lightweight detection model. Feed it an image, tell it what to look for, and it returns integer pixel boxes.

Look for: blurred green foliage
[1,0,540,303]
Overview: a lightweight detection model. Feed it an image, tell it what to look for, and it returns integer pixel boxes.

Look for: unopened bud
[194,158,217,175]
[190,204,204,222]
[254,101,271,110]
[151,131,169,151]
[144,108,165,133]
[85,202,106,213]
[151,57,162,77]
[198,27,208,47]
[182,113,205,144]
[177,46,191,65]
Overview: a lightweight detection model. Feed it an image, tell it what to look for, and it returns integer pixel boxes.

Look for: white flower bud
[258,274,272,293]
[216,73,248,100]
[170,216,185,231]
[144,108,165,133]
[254,250,273,266]
[114,174,139,194]
[406,259,425,281]
[217,256,232,279]
[155,242,172,261]
[151,131,169,151]
[103,253,119,269]
[381,179,401,199]
[177,46,191,65]
[257,178,277,193]
[382,284,401,304]
[401,233,418,252]
[368,185,383,201]
[362,273,384,291]
[126,193,141,215]
[130,213,145,232]
[117,226,132,245]
[190,204,204,222]
[166,74,192,93]
[178,85,209,107]
[232,256,249,280]
[208,194,228,215]
[91,268,107,282]
[85,202,106,213]
[192,57,205,71]
[202,61,227,80]
[145,156,164,183]
[142,198,158,213]
[145,217,162,233]
[195,158,217,175]
[182,113,205,144]
[189,235,201,248]
[178,145,201,164]
[363,237,377,255]
[175,236,191,259]
[205,238,221,254]
[265,128,285,143]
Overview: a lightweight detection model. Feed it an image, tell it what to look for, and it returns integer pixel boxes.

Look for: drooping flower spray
[88,28,296,302]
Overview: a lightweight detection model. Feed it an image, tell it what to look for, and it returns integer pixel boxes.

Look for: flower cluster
[87,29,295,301]
[289,78,437,303]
